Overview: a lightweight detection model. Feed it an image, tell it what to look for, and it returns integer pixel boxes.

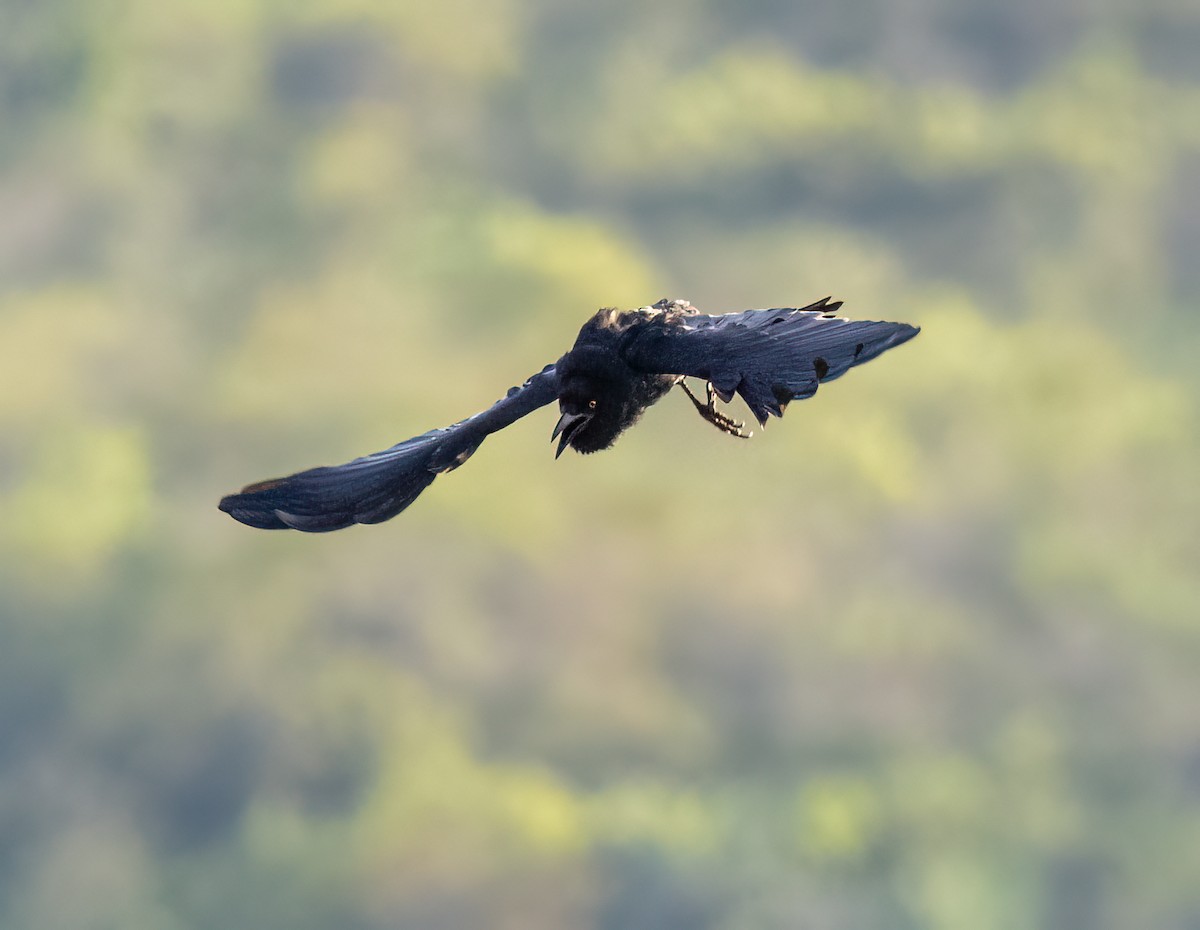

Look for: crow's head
[553,373,626,457]
[553,346,656,455]
[553,328,672,457]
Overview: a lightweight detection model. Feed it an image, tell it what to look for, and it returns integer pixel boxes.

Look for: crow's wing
[219,364,559,532]
[622,298,919,426]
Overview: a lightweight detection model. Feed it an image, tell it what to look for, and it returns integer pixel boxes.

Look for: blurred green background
[2,0,1199,927]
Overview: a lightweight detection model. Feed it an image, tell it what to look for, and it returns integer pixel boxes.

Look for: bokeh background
[2,0,1199,927]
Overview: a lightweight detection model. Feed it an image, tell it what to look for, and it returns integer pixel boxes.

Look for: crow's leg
[678,380,752,438]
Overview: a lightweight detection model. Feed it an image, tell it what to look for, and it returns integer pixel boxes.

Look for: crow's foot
[678,380,752,439]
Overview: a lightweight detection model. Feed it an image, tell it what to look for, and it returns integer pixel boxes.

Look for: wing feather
[622,298,919,425]
[218,364,559,532]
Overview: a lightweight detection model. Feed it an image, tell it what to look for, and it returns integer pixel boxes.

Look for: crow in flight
[219,298,919,532]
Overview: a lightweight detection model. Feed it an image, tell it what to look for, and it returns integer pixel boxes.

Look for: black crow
[219,297,919,531]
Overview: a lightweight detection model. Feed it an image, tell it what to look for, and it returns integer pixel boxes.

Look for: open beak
[551,412,590,459]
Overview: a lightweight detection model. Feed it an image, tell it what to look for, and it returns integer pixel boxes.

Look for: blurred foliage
[1,0,1198,927]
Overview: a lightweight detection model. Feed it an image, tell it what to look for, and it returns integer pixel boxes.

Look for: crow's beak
[551,412,590,459]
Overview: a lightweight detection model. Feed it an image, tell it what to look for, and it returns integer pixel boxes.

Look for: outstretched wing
[219,364,560,532]
[622,298,919,426]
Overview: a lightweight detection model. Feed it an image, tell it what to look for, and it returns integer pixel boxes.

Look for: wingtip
[217,492,246,517]
[218,487,293,529]
[219,475,289,520]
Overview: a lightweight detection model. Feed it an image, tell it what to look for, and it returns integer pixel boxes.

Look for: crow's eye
[587,399,597,410]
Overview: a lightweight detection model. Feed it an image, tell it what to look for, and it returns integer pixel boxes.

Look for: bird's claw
[679,380,753,439]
